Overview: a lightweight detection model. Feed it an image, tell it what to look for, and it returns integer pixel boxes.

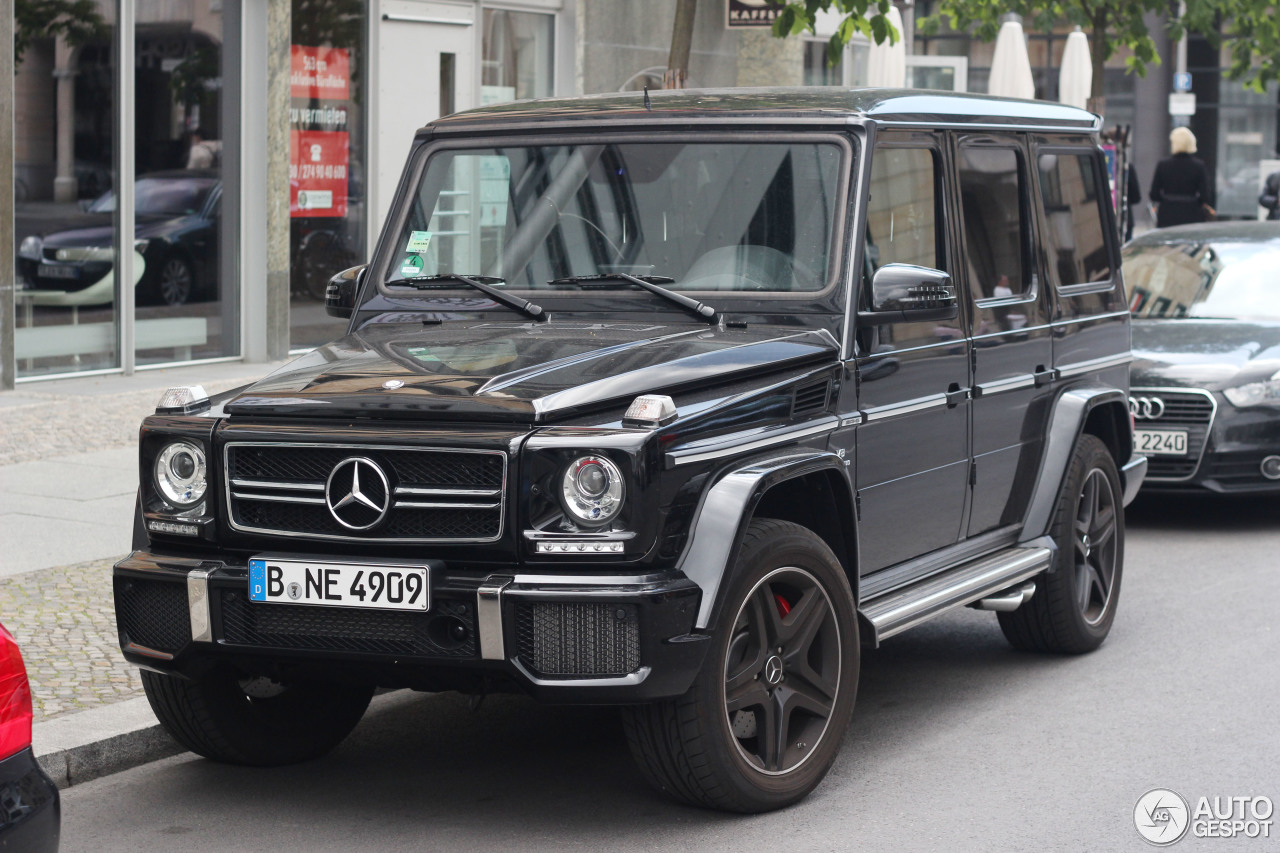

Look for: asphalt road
[60,492,1280,852]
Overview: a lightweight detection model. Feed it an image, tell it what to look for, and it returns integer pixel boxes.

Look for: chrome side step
[860,547,1052,645]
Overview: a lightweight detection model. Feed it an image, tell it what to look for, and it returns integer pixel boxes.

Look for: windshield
[382,139,847,298]
[89,177,217,216]
[1122,239,1280,320]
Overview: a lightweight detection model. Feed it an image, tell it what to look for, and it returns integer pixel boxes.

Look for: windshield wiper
[399,273,545,321]
[548,273,717,323]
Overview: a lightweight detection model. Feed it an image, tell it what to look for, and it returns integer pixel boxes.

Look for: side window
[864,145,957,350]
[958,145,1029,300]
[865,147,940,273]
[1037,151,1113,286]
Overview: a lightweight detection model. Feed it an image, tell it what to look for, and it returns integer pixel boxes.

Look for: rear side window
[1037,151,1112,286]
[957,145,1029,300]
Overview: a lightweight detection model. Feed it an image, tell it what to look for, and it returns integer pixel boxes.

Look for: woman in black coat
[1149,127,1213,228]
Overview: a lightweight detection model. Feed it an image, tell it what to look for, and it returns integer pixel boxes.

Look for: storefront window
[481,9,554,105]
[13,0,239,378]
[289,0,368,350]
[14,10,117,376]
[135,1,238,367]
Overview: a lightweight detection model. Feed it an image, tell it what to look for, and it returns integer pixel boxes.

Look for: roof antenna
[643,85,652,111]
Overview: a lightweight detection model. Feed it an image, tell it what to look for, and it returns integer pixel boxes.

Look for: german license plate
[1134,428,1188,456]
[38,263,79,280]
[248,557,429,611]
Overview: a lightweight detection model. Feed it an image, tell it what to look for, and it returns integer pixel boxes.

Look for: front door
[854,133,972,573]
[376,3,477,226]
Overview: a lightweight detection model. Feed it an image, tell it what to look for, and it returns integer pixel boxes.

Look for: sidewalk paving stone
[0,557,141,722]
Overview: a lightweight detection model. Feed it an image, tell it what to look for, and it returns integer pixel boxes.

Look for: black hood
[1131,318,1280,390]
[225,320,840,422]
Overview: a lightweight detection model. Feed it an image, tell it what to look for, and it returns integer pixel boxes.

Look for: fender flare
[1019,384,1131,544]
[675,449,852,630]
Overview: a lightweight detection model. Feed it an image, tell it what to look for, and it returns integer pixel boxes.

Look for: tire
[621,519,858,812]
[141,668,374,766]
[999,433,1124,654]
[148,255,195,307]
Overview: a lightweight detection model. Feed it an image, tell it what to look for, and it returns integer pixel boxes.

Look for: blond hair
[1170,126,1197,155]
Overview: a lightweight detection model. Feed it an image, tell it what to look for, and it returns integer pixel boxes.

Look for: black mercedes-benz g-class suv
[115,89,1146,812]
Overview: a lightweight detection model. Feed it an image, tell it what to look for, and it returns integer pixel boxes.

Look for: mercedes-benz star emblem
[1129,396,1166,420]
[325,457,392,531]
[763,655,785,686]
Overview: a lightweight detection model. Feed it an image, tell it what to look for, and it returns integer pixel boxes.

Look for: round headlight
[560,455,624,527]
[155,441,207,507]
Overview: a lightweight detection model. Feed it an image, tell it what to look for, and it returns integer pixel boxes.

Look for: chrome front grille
[224,443,506,542]
[1130,387,1217,481]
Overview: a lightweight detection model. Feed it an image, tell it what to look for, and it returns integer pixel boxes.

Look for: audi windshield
[378,138,850,304]
[1123,237,1280,320]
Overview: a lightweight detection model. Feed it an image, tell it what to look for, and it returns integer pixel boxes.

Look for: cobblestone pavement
[0,378,250,466]
[0,557,140,722]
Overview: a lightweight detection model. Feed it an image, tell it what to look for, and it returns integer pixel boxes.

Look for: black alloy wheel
[724,567,842,775]
[622,518,858,812]
[998,434,1125,653]
[1074,466,1119,626]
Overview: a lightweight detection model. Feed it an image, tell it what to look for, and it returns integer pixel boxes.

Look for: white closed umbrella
[1058,27,1092,109]
[988,16,1035,99]
[866,5,906,88]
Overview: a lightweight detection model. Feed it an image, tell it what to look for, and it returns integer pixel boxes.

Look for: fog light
[147,520,200,537]
[1261,455,1280,480]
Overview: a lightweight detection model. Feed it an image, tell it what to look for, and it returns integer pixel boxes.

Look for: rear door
[950,134,1055,537]
[854,131,971,573]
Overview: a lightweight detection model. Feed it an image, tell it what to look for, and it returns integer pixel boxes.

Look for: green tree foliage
[13,0,107,66]
[1181,0,1280,92]
[774,0,1280,99]
[771,0,900,66]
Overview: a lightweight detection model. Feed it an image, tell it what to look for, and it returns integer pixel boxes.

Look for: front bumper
[113,550,708,704]
[1141,400,1280,494]
[0,747,61,853]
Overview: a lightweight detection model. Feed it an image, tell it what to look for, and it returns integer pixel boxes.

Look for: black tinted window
[1038,152,1112,286]
[864,145,958,349]
[958,146,1027,299]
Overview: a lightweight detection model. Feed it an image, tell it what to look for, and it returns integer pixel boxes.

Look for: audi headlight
[1223,374,1280,409]
[560,455,625,527]
[18,235,42,261]
[154,441,207,507]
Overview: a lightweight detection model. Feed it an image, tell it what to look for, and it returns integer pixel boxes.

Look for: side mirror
[325,263,367,319]
[858,263,958,325]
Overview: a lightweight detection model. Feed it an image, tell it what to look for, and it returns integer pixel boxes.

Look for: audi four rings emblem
[325,457,391,530]
[1130,396,1166,420]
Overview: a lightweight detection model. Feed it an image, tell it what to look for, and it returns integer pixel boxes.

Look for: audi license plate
[248,557,429,611]
[38,263,79,280]
[1134,429,1188,456]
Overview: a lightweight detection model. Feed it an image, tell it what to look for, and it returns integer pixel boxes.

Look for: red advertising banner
[290,46,350,100]
[290,129,349,218]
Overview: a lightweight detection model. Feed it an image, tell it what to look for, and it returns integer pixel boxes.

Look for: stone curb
[33,695,183,789]
[31,688,412,789]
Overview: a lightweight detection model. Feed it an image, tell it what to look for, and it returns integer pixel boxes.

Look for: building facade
[4,0,1277,386]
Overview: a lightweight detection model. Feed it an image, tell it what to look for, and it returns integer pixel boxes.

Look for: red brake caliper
[774,593,792,618]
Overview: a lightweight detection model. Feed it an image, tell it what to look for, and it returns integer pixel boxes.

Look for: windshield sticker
[405,230,432,253]
[399,254,424,278]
